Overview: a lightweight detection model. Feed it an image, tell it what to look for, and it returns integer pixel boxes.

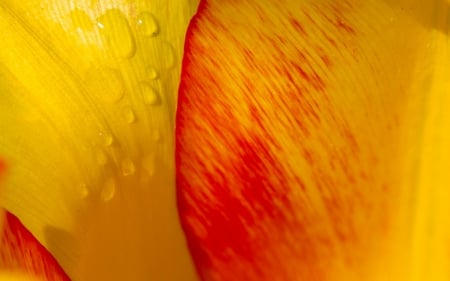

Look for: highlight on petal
[0,0,200,280]
[176,0,449,280]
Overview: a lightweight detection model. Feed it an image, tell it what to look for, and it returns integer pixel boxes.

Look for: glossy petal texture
[176,0,449,280]
[0,0,200,280]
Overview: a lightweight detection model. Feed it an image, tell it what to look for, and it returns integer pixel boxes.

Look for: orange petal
[176,0,449,280]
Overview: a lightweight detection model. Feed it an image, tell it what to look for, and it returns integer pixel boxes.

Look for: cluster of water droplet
[66,6,176,202]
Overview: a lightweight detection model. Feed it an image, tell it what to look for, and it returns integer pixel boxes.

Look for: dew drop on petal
[97,9,136,58]
[151,129,161,142]
[136,12,159,37]
[122,106,136,123]
[94,148,108,165]
[146,66,159,80]
[101,177,116,201]
[99,131,114,146]
[140,83,160,105]
[121,158,135,176]
[142,154,155,177]
[85,67,125,103]
[78,183,89,199]
[160,41,177,69]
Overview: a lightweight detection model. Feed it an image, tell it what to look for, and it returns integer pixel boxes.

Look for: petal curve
[0,0,201,280]
[176,0,449,280]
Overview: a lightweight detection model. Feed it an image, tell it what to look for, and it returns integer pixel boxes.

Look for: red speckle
[342,125,359,152]
[320,54,332,67]
[302,149,314,165]
[0,159,6,175]
[324,33,338,48]
[289,18,307,35]
[336,18,355,34]
[176,0,387,280]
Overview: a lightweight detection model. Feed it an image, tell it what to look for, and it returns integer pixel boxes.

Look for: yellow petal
[383,2,450,279]
[407,9,450,281]
[0,0,200,280]
[0,272,41,281]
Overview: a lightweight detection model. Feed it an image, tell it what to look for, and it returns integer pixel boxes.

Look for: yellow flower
[0,0,200,280]
[1,0,449,281]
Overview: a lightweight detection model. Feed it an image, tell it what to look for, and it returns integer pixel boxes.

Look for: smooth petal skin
[0,272,41,281]
[176,0,449,280]
[0,0,200,280]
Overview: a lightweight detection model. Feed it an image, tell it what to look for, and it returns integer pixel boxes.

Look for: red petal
[176,1,398,280]
[0,212,70,281]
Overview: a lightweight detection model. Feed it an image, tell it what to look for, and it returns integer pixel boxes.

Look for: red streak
[1,213,70,281]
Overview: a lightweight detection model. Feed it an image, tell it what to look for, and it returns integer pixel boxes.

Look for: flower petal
[0,0,200,280]
[176,0,449,280]
[0,159,5,233]
[0,272,41,281]
[1,213,70,281]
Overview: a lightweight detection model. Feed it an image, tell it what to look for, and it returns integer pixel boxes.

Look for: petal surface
[1,213,69,281]
[0,159,5,233]
[0,0,200,280]
[176,0,449,280]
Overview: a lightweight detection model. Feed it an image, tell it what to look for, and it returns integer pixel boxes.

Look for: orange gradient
[176,0,450,280]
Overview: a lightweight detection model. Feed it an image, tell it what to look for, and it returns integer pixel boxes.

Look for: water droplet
[142,154,155,177]
[140,83,161,105]
[95,149,108,165]
[160,41,176,69]
[85,67,125,103]
[146,66,159,80]
[136,12,159,37]
[99,131,114,146]
[101,177,116,201]
[70,9,93,31]
[122,107,136,123]
[78,183,89,199]
[121,158,135,176]
[97,9,136,58]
